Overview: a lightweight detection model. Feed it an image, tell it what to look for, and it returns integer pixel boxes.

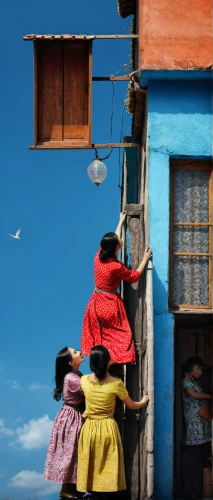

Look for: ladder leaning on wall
[120,204,154,500]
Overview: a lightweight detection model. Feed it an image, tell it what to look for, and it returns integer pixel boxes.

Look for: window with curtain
[170,161,212,308]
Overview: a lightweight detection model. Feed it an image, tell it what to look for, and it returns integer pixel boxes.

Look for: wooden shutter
[64,42,91,144]
[35,40,92,148]
[37,43,63,142]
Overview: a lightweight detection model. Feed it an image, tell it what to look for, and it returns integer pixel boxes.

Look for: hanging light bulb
[87,158,107,186]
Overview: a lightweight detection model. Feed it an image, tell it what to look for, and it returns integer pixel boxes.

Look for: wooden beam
[91,34,138,39]
[170,308,213,314]
[23,34,138,41]
[173,252,211,256]
[92,76,130,81]
[173,222,211,227]
[126,204,144,216]
[123,204,146,500]
[34,43,38,147]
[28,142,141,150]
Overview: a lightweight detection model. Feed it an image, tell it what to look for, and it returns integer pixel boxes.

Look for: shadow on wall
[152,266,169,315]
[152,266,175,500]
[148,80,213,116]
[152,265,174,377]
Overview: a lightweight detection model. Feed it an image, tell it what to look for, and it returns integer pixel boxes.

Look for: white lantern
[87,158,107,186]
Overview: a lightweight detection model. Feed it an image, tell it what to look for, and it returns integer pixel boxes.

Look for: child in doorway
[77,345,149,498]
[44,347,85,499]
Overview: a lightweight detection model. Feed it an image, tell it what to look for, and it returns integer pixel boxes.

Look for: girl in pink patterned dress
[44,347,85,499]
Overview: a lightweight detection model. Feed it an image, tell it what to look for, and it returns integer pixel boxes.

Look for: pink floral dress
[44,372,84,484]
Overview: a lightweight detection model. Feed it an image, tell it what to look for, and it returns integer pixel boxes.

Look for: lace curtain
[172,168,209,306]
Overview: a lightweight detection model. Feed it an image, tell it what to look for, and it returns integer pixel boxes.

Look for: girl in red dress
[81,212,152,364]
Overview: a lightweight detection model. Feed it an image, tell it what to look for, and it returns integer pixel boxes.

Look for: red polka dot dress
[81,249,141,364]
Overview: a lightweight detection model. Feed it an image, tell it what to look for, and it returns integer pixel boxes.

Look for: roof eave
[126,81,146,140]
[118,0,136,18]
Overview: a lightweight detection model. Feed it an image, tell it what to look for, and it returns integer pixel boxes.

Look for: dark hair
[187,356,204,373]
[53,347,73,401]
[90,345,110,380]
[99,232,119,261]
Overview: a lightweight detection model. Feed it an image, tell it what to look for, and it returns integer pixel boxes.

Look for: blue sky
[0,1,132,499]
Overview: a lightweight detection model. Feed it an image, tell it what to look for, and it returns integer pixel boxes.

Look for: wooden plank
[123,207,146,500]
[204,468,213,497]
[172,303,211,310]
[28,142,142,149]
[92,76,130,81]
[170,308,213,314]
[64,42,91,143]
[126,203,144,216]
[38,43,63,141]
[169,164,174,308]
[174,328,183,497]
[197,330,205,363]
[208,168,212,307]
[139,212,147,500]
[124,215,141,500]
[88,41,92,146]
[34,43,38,146]
[181,329,196,364]
[173,252,211,256]
[171,160,212,171]
[23,34,139,41]
[174,222,211,226]
[197,328,212,366]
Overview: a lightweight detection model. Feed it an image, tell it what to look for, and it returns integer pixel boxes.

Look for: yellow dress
[77,375,128,493]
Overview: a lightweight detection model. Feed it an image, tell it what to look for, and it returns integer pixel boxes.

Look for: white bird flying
[8,228,22,240]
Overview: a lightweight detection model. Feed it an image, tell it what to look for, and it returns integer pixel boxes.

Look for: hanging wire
[97,82,115,161]
[118,87,128,189]
[96,81,130,191]
[110,81,115,143]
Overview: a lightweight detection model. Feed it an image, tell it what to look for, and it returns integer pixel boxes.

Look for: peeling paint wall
[139,0,213,70]
[147,80,213,499]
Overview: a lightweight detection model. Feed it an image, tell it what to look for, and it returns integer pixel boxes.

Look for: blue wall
[147,80,213,499]
[140,69,213,86]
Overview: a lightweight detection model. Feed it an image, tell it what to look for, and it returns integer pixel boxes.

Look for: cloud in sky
[11,417,22,425]
[15,415,53,450]
[28,383,48,391]
[6,380,21,391]
[0,415,53,449]
[4,378,48,392]
[8,470,59,497]
[0,419,14,437]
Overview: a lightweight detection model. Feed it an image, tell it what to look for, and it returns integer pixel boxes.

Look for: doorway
[174,315,212,498]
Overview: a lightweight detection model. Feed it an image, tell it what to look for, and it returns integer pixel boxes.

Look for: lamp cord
[118,86,128,189]
[96,82,114,161]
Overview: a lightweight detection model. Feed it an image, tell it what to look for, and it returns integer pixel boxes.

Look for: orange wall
[139,0,213,70]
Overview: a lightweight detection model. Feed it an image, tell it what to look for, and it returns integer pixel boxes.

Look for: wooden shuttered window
[34,40,92,148]
[170,160,213,309]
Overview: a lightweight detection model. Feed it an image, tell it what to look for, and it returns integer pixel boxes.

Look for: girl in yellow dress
[77,345,149,496]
